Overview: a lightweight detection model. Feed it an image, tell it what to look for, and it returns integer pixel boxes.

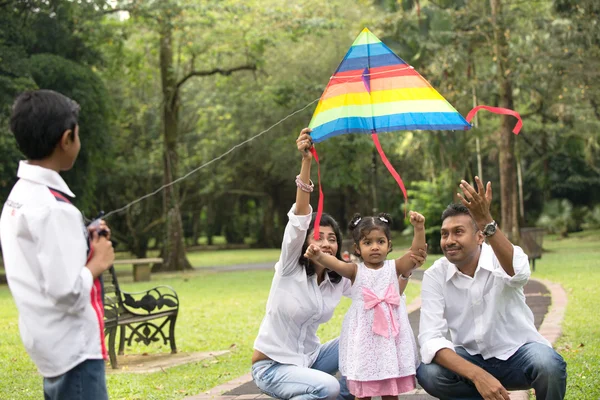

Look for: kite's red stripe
[372,133,408,218]
[466,105,523,135]
[329,65,420,86]
[309,147,325,241]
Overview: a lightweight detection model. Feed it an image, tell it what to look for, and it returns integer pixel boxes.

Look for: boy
[0,90,115,400]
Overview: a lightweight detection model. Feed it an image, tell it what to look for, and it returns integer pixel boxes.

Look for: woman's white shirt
[253,204,351,367]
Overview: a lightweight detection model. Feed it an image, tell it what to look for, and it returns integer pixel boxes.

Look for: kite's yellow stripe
[311,99,457,128]
[314,87,446,115]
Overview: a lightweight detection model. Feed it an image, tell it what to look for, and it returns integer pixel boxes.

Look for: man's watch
[482,220,498,237]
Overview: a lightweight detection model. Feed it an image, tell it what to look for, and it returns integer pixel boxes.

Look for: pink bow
[362,283,400,338]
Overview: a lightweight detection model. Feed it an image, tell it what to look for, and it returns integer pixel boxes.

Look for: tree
[490,0,519,241]
[101,0,376,259]
[0,0,112,208]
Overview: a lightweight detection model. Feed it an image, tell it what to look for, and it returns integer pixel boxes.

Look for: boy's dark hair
[348,212,393,256]
[299,212,343,284]
[441,203,478,231]
[10,90,80,160]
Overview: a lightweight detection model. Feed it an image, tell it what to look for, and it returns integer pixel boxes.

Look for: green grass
[185,249,281,267]
[109,248,282,275]
[1,230,597,399]
[533,230,600,399]
[0,267,420,400]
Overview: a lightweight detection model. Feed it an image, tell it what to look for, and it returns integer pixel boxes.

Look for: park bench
[520,227,545,271]
[113,257,163,282]
[102,260,179,369]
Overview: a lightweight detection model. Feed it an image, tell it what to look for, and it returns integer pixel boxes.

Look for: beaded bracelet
[399,272,412,281]
[295,175,315,193]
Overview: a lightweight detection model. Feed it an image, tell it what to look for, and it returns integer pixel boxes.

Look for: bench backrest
[103,267,125,324]
[520,227,545,259]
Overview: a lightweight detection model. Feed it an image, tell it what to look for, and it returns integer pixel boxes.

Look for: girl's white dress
[339,260,418,396]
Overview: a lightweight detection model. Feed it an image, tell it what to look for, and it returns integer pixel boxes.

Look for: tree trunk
[490,0,520,242]
[158,20,192,271]
[191,209,201,246]
[260,195,276,248]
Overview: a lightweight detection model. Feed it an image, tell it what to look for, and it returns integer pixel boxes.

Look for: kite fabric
[308,28,472,142]
[306,28,522,240]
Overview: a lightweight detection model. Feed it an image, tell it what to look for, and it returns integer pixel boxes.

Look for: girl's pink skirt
[347,375,416,397]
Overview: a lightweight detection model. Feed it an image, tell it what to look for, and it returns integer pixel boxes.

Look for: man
[417,177,567,400]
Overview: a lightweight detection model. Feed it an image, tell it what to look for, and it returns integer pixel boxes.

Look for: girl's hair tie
[379,216,388,223]
[353,217,362,227]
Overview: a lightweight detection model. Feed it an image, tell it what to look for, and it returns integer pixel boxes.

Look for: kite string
[102,96,324,220]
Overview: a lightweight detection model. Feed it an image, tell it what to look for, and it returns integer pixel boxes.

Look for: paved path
[185,274,567,400]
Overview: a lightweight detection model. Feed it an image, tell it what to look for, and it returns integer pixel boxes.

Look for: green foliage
[0,0,114,207]
[2,0,599,257]
[27,54,112,211]
[407,170,457,253]
[582,204,600,230]
[536,198,577,237]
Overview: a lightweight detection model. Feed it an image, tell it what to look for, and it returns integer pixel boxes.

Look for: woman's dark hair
[348,212,393,257]
[10,90,80,160]
[299,212,343,284]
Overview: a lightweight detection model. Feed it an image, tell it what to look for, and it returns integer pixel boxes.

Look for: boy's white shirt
[0,161,103,378]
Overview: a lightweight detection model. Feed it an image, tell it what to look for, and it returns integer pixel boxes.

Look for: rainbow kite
[307,28,522,239]
[309,28,471,140]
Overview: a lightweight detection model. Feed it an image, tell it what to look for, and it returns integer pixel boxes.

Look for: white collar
[445,243,494,282]
[17,161,75,198]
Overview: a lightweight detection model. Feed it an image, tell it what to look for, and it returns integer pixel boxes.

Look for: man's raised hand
[458,176,494,228]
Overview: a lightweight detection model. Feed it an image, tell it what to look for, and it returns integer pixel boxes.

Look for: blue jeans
[43,359,108,400]
[417,342,567,400]
[252,338,352,400]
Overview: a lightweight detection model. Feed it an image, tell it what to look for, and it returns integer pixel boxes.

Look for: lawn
[0,266,420,400]
[110,248,283,276]
[0,230,597,399]
[533,230,600,399]
[109,230,416,274]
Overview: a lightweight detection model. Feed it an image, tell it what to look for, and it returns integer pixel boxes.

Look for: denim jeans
[417,342,567,400]
[252,338,352,400]
[43,359,108,400]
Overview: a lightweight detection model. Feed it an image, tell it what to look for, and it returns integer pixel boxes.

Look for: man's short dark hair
[441,203,478,231]
[10,90,80,160]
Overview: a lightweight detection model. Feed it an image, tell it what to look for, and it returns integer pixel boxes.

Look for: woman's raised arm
[295,128,313,216]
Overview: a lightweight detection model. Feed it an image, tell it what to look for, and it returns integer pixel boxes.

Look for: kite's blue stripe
[336,53,404,73]
[345,43,396,59]
[310,113,471,143]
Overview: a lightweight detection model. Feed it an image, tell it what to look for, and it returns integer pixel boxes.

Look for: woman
[251,128,425,400]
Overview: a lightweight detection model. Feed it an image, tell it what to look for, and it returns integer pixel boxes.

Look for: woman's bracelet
[400,272,412,281]
[295,175,314,193]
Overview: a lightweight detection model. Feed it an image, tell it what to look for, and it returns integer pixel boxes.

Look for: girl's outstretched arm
[295,128,313,216]
[305,244,357,281]
[395,211,427,276]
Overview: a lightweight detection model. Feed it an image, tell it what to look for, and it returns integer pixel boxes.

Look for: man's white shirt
[419,242,550,364]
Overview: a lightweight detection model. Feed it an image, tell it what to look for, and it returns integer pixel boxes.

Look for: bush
[536,199,580,237]
[582,204,600,230]
[407,171,456,254]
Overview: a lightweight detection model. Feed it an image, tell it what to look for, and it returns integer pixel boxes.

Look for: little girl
[304,211,426,400]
